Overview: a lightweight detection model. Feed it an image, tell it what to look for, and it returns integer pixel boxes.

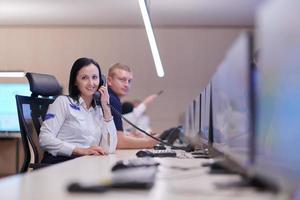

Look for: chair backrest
[16,72,62,173]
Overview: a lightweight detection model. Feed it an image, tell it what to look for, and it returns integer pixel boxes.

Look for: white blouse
[39,96,117,156]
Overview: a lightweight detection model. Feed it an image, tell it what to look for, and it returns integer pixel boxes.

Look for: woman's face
[75,64,100,99]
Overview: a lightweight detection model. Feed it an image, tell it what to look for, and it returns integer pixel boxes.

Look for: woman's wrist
[104,115,113,122]
[72,147,83,156]
[100,99,109,105]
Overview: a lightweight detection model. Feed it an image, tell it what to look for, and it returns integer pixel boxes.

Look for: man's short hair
[108,63,131,77]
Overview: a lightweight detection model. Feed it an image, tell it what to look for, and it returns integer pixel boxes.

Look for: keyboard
[112,158,160,171]
[152,150,177,157]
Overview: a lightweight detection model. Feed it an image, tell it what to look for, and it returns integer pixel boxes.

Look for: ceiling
[0,0,266,27]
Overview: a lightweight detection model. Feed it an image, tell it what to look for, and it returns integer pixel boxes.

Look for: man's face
[108,69,133,98]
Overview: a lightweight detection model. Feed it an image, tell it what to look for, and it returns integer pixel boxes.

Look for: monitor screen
[255,0,300,193]
[189,101,197,138]
[203,83,211,142]
[211,32,254,171]
[200,91,205,138]
[188,94,204,147]
[194,95,200,137]
[211,62,228,153]
[183,102,193,138]
[0,83,31,132]
[182,107,189,140]
[192,99,196,135]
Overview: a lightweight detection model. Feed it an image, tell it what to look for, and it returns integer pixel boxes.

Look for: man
[107,63,158,149]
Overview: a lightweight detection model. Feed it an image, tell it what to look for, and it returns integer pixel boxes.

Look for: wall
[0,26,248,132]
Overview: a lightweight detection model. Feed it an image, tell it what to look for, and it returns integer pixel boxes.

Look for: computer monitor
[188,93,205,148]
[211,32,254,174]
[0,83,31,133]
[203,83,211,142]
[189,99,198,141]
[254,0,300,194]
[192,98,197,135]
[183,102,194,139]
[200,90,205,138]
[211,62,228,154]
[196,83,211,149]
[194,95,200,137]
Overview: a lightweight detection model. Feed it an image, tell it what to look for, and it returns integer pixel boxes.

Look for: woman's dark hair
[68,57,102,102]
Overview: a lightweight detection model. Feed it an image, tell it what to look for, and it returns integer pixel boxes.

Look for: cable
[109,104,186,150]
[93,91,185,150]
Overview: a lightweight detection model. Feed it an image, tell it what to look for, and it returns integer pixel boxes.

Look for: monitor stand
[190,147,210,159]
[191,148,208,155]
[202,158,235,174]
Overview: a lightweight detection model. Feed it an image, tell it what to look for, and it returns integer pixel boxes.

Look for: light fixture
[138,0,165,77]
[0,71,25,78]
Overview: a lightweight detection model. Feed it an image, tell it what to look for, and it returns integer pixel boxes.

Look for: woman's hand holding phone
[97,81,113,122]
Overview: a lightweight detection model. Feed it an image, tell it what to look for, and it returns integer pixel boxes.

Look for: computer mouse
[136,150,154,157]
[111,160,128,171]
[112,159,160,171]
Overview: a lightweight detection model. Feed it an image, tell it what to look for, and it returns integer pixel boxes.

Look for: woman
[39,57,117,164]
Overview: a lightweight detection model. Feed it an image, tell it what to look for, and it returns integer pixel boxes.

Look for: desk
[0,150,276,200]
[0,133,21,174]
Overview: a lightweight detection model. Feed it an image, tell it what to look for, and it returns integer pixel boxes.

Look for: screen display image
[211,63,226,153]
[194,95,200,137]
[202,83,211,143]
[211,32,254,171]
[188,101,196,139]
[0,83,31,132]
[183,102,194,139]
[188,94,204,147]
[200,91,205,138]
[255,0,300,193]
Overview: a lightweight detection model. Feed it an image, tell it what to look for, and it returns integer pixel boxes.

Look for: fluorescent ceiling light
[138,0,165,77]
[0,71,25,78]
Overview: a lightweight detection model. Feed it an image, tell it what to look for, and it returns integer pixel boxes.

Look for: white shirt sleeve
[39,96,75,156]
[99,118,117,154]
[132,103,146,118]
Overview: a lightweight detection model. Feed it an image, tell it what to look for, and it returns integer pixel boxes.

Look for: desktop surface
[0,150,276,200]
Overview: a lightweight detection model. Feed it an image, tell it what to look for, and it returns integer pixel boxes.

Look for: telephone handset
[100,74,106,87]
[159,126,182,145]
[94,74,106,106]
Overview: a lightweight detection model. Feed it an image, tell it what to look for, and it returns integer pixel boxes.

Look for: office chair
[16,72,62,173]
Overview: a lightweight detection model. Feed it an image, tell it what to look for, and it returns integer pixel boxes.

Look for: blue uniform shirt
[108,87,123,131]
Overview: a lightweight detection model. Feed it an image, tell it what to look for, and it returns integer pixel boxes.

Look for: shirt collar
[78,96,85,105]
[78,96,95,111]
[108,87,120,101]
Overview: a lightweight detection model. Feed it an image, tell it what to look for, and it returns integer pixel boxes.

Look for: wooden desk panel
[0,133,22,176]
